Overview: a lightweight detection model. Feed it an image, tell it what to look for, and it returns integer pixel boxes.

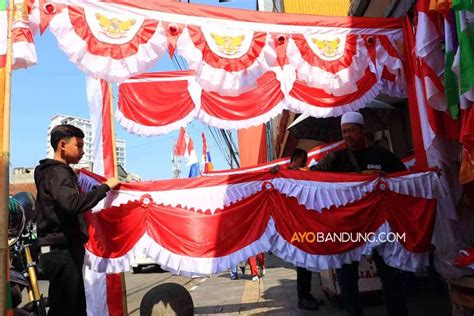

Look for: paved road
[28,254,452,315]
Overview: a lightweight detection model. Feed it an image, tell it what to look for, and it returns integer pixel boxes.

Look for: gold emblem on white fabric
[311,38,341,58]
[210,33,246,56]
[13,2,28,24]
[95,13,136,39]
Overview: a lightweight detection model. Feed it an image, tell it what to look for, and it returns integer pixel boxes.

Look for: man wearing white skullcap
[310,111,408,316]
[340,111,365,126]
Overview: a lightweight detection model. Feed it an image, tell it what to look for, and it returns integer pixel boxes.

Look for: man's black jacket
[35,159,110,247]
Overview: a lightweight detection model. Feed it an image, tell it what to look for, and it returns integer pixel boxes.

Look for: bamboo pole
[1,1,15,314]
[108,83,128,315]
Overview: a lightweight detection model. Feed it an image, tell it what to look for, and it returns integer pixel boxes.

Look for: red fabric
[460,107,474,184]
[82,166,425,192]
[249,253,265,276]
[118,77,195,126]
[0,55,5,68]
[187,25,267,72]
[100,80,115,178]
[85,191,272,258]
[12,28,34,43]
[201,71,284,120]
[271,33,289,68]
[402,17,428,168]
[68,5,159,59]
[289,67,377,106]
[39,0,66,35]
[102,0,403,29]
[162,21,184,57]
[378,35,403,60]
[201,132,207,158]
[85,187,437,259]
[175,127,187,156]
[454,248,474,267]
[238,124,267,167]
[461,107,474,151]
[105,274,124,316]
[292,34,358,73]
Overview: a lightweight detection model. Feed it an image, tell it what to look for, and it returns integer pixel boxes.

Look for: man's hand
[104,177,120,189]
[269,165,280,174]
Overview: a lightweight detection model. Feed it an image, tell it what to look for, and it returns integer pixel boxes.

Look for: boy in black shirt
[35,124,120,316]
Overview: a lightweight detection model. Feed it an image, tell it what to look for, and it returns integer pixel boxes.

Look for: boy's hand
[105,177,120,189]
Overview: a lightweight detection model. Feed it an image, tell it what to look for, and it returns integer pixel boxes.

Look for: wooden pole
[1,0,15,314]
[108,83,128,315]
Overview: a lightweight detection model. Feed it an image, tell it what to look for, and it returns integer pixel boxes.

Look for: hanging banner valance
[78,168,443,276]
[116,67,403,135]
[40,0,406,98]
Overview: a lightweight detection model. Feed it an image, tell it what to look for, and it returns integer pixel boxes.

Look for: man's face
[289,156,307,169]
[341,123,365,150]
[60,137,84,164]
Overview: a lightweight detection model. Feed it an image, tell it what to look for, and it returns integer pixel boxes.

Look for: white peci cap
[340,111,364,126]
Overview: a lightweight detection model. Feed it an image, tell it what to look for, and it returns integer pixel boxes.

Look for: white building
[47,114,126,170]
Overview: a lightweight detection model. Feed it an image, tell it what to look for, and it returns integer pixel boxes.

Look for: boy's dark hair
[290,148,308,163]
[50,124,85,151]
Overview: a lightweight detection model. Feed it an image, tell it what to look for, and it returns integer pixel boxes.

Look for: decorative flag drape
[115,66,407,134]
[403,11,464,254]
[85,76,125,316]
[175,127,199,177]
[11,0,37,69]
[35,0,405,98]
[201,132,213,173]
[78,168,444,276]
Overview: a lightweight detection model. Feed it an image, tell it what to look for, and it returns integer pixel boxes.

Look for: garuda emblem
[210,33,245,56]
[312,38,341,58]
[95,13,136,39]
[13,3,28,23]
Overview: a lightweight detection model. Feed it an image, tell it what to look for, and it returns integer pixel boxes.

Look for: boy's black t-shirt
[310,145,406,173]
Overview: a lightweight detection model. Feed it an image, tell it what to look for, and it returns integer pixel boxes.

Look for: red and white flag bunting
[84,76,124,316]
[77,168,445,277]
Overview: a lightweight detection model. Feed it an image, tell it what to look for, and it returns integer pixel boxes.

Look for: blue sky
[11,0,256,180]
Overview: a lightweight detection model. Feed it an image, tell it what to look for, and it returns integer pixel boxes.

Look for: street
[31,254,452,315]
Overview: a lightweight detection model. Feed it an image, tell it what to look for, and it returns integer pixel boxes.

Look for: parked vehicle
[9,193,47,316]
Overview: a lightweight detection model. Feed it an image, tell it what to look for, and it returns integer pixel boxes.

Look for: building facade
[47,114,126,169]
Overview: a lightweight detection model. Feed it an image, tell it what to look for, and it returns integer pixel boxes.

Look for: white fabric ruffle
[286,81,384,118]
[78,170,445,213]
[386,171,446,199]
[48,8,168,82]
[12,41,38,70]
[286,36,373,97]
[99,181,264,214]
[177,27,277,96]
[84,218,276,276]
[270,178,378,211]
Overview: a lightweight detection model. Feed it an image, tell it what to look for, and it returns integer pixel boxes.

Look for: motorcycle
[9,192,47,316]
